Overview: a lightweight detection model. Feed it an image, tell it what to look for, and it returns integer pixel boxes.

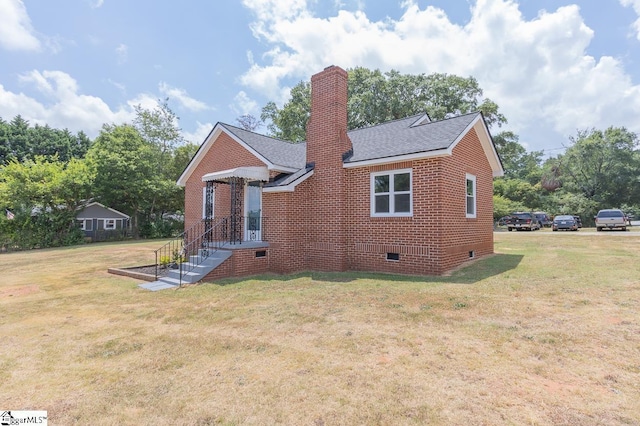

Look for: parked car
[572,215,582,228]
[595,209,627,231]
[507,212,541,232]
[552,215,579,231]
[534,212,552,227]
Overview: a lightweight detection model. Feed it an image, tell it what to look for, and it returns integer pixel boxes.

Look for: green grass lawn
[1,234,639,425]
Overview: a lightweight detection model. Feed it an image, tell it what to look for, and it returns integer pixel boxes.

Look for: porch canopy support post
[201,166,269,245]
[229,176,244,244]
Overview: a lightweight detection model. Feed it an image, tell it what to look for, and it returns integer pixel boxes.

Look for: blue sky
[1,0,640,156]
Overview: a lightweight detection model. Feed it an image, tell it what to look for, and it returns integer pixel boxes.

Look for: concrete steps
[138,249,232,291]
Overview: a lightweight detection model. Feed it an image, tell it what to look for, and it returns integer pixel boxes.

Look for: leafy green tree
[0,116,92,166]
[493,194,526,220]
[493,131,543,183]
[132,100,188,236]
[71,130,92,159]
[172,143,199,181]
[493,178,543,211]
[133,98,184,157]
[87,124,160,232]
[0,156,93,248]
[261,67,507,142]
[545,191,600,226]
[9,115,31,162]
[0,118,10,164]
[556,127,639,208]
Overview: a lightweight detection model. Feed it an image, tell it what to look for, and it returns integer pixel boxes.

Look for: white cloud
[0,70,213,143]
[115,43,128,64]
[231,91,259,116]
[0,70,134,138]
[0,0,41,51]
[620,0,640,40]
[183,121,214,144]
[239,0,640,151]
[158,82,211,112]
[91,0,105,8]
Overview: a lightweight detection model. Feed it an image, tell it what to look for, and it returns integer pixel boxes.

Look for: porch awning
[201,166,269,182]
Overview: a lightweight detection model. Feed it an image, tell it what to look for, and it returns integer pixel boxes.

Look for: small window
[386,252,400,261]
[371,169,412,217]
[255,250,266,258]
[77,220,86,231]
[104,219,116,230]
[466,174,476,218]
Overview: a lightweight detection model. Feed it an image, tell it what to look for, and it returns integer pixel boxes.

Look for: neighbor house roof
[76,202,130,219]
[177,111,503,187]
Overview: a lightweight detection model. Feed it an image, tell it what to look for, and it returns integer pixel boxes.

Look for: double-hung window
[466,173,476,218]
[371,169,412,217]
[104,219,116,230]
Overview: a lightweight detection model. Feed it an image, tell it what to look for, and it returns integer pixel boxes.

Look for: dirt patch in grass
[0,284,40,297]
[1,235,640,425]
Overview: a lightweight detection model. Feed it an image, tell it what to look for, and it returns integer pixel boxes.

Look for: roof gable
[344,112,504,177]
[177,123,306,186]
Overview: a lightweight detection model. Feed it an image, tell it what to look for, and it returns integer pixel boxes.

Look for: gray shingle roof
[221,111,481,175]
[220,123,307,169]
[345,112,480,163]
[264,166,314,188]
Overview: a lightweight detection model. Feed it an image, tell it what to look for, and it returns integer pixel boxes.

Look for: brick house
[175,65,503,282]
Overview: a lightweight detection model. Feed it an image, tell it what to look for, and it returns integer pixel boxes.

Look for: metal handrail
[176,217,229,286]
[154,216,267,285]
[154,218,213,280]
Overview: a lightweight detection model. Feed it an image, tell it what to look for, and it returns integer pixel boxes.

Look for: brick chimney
[306,65,351,167]
[303,65,351,272]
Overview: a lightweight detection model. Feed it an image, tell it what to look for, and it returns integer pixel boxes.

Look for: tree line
[1,67,639,251]
[0,99,198,250]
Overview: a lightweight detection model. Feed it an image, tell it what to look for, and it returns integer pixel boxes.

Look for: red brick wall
[440,128,495,270]
[344,126,494,276]
[263,181,312,274]
[203,247,270,281]
[183,132,266,231]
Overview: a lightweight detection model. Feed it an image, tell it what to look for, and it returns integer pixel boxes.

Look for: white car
[595,209,627,231]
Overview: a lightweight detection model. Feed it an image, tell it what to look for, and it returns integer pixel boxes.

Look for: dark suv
[534,212,552,228]
[507,212,541,232]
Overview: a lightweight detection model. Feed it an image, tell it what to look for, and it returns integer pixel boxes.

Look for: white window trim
[77,219,86,231]
[466,173,477,219]
[370,168,413,217]
[104,219,117,230]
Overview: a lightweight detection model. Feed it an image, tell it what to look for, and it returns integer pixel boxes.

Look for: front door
[244,184,261,241]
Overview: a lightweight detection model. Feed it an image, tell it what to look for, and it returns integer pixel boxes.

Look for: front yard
[1,234,639,425]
